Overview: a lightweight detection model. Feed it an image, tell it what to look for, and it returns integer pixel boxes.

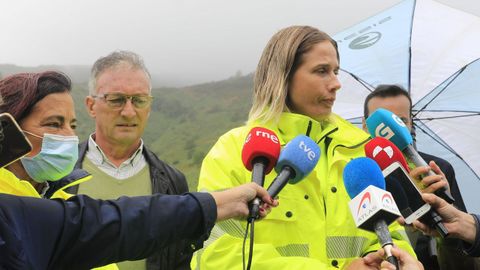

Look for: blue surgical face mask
[20,132,79,183]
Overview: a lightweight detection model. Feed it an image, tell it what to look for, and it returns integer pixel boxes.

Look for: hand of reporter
[211,183,278,221]
[363,247,424,270]
[409,161,450,194]
[412,193,476,244]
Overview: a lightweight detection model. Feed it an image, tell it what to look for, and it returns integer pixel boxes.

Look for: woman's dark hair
[363,84,412,118]
[0,71,72,122]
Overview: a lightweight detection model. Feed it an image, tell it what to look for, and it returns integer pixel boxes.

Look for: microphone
[367,138,449,237]
[343,157,400,269]
[365,137,410,172]
[365,108,455,204]
[267,135,320,198]
[241,127,281,220]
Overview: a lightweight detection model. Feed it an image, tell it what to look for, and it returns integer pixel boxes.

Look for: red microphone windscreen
[241,127,281,174]
[365,137,410,172]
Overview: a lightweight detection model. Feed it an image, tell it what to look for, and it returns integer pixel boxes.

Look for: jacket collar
[255,112,369,150]
[259,112,339,145]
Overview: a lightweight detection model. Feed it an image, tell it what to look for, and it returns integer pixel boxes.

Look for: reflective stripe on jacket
[194,112,414,270]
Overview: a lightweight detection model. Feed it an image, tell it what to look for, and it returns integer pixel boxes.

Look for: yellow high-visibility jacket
[0,168,118,270]
[195,112,414,269]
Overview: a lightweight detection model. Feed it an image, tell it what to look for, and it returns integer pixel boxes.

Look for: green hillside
[72,74,254,190]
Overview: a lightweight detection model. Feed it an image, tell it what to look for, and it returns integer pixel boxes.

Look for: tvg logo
[391,114,406,128]
[375,123,395,140]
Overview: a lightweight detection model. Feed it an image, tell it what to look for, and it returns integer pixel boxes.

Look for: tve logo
[255,130,279,144]
[375,123,395,140]
[299,140,316,161]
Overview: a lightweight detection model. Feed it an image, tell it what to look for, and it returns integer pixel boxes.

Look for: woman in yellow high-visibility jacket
[194,26,415,270]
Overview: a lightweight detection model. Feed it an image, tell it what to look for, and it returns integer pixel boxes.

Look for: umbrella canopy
[332,0,480,213]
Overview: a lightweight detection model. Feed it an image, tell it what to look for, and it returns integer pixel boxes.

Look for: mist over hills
[0,64,202,87]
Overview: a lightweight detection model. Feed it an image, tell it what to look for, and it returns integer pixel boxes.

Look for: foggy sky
[1,0,479,86]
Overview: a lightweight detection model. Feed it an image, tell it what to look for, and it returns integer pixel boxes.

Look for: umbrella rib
[413,111,480,121]
[415,113,479,121]
[415,109,480,113]
[413,66,466,118]
[414,122,460,159]
[341,70,375,92]
[413,121,480,180]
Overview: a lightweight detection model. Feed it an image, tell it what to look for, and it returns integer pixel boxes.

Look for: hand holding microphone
[343,157,401,269]
[409,161,449,195]
[365,137,449,238]
[366,108,454,204]
[241,127,281,220]
[212,182,278,221]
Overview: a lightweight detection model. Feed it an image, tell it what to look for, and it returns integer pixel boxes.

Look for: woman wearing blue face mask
[0,71,118,270]
[0,71,86,199]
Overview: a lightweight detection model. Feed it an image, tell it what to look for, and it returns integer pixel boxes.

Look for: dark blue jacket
[0,192,215,270]
[463,214,480,257]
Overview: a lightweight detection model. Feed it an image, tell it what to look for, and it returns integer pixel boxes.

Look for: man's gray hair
[88,50,152,95]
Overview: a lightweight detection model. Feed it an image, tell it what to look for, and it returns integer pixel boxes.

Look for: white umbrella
[332,0,480,213]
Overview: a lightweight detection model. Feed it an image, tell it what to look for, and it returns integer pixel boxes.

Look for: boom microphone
[343,157,400,270]
[241,127,281,220]
[267,135,320,198]
[365,108,455,204]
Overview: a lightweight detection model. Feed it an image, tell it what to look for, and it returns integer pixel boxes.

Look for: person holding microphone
[194,25,413,269]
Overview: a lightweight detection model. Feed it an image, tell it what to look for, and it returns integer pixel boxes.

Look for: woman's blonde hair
[248,25,339,124]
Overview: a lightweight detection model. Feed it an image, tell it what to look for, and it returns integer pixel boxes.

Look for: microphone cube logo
[372,145,394,159]
[375,123,395,140]
[299,140,316,161]
[255,130,279,144]
[357,191,372,216]
[381,193,399,213]
[392,113,407,128]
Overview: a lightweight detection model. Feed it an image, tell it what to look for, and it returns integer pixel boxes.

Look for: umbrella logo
[349,32,382,50]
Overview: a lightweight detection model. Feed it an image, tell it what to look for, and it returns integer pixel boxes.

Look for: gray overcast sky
[1,0,479,86]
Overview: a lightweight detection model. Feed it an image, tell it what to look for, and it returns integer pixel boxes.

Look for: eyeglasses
[92,93,153,109]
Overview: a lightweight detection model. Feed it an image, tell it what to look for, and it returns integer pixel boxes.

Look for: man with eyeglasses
[68,50,195,270]
[362,84,477,270]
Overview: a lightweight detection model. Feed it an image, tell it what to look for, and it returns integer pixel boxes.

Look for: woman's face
[288,41,341,120]
[19,92,77,157]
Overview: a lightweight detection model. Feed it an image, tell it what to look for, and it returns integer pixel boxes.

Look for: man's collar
[87,134,144,167]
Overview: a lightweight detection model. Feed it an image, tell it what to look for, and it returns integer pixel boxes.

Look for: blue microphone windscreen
[365,108,413,150]
[343,157,386,199]
[275,135,320,183]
